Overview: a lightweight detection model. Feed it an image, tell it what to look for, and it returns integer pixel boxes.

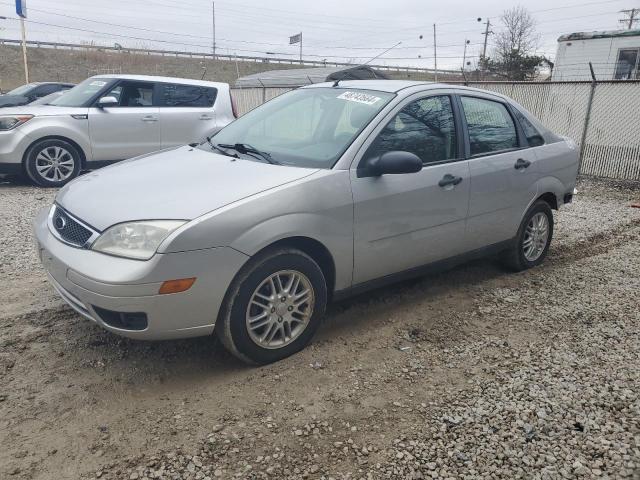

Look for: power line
[619,8,640,28]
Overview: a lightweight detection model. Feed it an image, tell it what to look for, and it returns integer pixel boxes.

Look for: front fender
[22,117,92,161]
[162,170,354,291]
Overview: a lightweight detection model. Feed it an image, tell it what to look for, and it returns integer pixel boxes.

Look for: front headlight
[91,220,186,260]
[0,115,34,130]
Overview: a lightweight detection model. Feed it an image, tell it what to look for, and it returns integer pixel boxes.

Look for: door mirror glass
[97,96,119,108]
[360,151,423,177]
[527,134,544,147]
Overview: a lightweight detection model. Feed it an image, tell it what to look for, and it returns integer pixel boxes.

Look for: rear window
[159,84,217,107]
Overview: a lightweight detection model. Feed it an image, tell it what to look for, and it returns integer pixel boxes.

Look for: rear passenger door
[157,83,218,148]
[458,95,538,250]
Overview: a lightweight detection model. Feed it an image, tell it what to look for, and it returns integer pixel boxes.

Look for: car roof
[91,74,229,88]
[301,80,507,97]
[33,82,75,86]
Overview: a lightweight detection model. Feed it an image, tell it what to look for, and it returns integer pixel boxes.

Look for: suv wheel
[25,139,82,187]
[503,200,554,271]
[217,248,327,365]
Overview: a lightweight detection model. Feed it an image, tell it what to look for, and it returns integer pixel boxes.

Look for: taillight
[230,91,238,118]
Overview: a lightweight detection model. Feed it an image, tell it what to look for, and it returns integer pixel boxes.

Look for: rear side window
[460,96,518,156]
[513,108,545,147]
[160,84,217,107]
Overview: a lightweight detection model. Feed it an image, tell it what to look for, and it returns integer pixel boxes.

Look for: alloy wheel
[523,212,549,262]
[35,146,75,182]
[245,270,314,349]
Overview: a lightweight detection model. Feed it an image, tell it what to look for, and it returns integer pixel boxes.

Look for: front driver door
[88,80,161,162]
[351,94,470,285]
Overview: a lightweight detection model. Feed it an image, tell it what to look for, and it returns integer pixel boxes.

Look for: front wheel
[503,200,554,271]
[217,248,328,365]
[24,139,82,187]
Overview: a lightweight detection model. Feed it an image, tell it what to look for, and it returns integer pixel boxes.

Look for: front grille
[52,206,93,247]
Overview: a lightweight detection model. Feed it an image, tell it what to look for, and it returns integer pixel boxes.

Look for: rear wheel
[503,200,554,271]
[217,248,327,365]
[25,139,82,187]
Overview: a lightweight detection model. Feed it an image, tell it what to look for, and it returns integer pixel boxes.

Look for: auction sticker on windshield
[337,91,381,105]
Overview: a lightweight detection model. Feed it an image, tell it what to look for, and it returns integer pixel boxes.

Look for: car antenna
[332,79,340,87]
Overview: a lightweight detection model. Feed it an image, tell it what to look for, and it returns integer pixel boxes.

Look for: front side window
[461,96,518,156]
[614,49,639,80]
[160,84,217,107]
[208,88,395,168]
[365,95,457,164]
[104,81,154,107]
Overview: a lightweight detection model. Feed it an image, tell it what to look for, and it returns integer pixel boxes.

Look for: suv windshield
[49,78,115,107]
[207,88,395,168]
[8,84,37,96]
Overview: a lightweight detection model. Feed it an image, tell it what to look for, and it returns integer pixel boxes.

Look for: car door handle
[199,114,214,120]
[514,158,531,170]
[438,174,463,188]
[141,115,158,122]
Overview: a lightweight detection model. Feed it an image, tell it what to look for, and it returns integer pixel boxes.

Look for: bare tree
[481,6,544,81]
[494,6,539,58]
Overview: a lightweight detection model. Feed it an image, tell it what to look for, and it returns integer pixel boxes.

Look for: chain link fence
[231,81,640,181]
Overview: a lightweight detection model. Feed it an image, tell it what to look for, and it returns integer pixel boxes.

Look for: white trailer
[552,29,640,81]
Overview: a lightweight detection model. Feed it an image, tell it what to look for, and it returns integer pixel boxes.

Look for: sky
[0,0,636,71]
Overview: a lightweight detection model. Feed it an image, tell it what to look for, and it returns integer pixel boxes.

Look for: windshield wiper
[205,136,238,158]
[217,143,279,165]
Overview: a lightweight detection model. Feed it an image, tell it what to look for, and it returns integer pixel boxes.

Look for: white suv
[0,75,237,186]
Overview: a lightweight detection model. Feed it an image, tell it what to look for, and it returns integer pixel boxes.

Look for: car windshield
[49,78,115,107]
[7,83,37,96]
[207,87,395,168]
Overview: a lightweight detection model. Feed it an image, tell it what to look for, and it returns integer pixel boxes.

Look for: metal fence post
[578,62,597,172]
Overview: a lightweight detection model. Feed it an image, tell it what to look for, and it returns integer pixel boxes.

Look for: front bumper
[34,207,249,340]
[0,128,31,171]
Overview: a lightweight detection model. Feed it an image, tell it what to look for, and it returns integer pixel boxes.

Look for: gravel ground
[0,176,639,480]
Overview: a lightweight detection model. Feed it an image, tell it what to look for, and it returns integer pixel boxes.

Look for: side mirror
[527,134,544,147]
[359,151,423,178]
[97,96,118,108]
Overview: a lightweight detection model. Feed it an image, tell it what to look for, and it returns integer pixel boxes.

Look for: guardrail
[0,38,460,75]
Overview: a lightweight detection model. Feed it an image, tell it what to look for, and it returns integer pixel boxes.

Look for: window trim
[456,94,527,159]
[155,82,218,108]
[355,92,465,172]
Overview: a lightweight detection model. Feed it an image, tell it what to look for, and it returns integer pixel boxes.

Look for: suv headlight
[0,115,34,130]
[91,220,186,260]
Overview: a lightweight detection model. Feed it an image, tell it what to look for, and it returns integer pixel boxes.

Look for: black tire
[24,139,82,187]
[503,200,554,272]
[217,248,328,365]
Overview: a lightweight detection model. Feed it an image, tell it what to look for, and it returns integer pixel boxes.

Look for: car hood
[0,105,86,116]
[56,146,319,231]
[0,95,29,108]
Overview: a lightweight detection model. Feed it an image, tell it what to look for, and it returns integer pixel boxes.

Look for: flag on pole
[289,33,302,45]
[15,0,27,18]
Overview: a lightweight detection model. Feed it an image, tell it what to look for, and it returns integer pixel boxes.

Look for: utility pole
[212,1,216,58]
[480,18,492,62]
[619,8,639,29]
[20,17,29,83]
[433,23,437,82]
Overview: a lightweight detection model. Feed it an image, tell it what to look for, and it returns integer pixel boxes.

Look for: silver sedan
[34,80,579,364]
